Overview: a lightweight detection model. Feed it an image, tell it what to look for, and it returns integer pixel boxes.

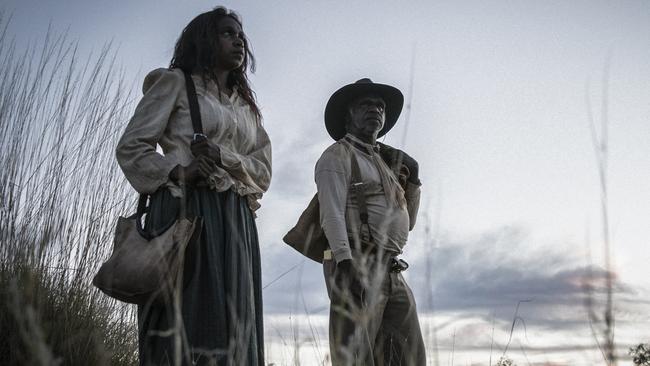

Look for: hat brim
[324,82,404,141]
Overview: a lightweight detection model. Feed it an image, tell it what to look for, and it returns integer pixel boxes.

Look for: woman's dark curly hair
[170,7,261,120]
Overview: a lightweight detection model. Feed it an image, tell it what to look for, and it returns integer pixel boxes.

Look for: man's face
[346,94,386,139]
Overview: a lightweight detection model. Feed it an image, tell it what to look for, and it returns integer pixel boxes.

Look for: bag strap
[136,69,204,217]
[181,69,205,137]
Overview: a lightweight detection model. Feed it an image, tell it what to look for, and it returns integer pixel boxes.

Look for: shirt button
[227,133,234,139]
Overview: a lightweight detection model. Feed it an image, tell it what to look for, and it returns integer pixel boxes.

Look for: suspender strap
[350,152,374,243]
[181,69,204,137]
[136,193,149,215]
[350,153,367,223]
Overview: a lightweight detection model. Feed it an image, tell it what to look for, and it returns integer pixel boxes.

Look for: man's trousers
[323,251,426,366]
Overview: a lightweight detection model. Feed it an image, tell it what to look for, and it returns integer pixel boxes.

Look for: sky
[4,1,650,365]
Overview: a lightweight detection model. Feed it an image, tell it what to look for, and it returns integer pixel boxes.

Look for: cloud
[264,116,331,201]
[403,225,638,329]
[261,246,330,315]
[260,224,650,365]
[262,224,642,329]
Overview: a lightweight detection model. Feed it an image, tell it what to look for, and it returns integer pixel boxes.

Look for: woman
[116,7,270,366]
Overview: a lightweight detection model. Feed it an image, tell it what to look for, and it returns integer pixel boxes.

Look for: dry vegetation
[1,11,647,366]
[0,15,138,365]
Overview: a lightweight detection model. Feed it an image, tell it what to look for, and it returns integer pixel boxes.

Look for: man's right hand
[335,259,365,303]
[169,155,218,185]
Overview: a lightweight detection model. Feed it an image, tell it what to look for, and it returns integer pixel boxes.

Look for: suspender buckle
[193,133,207,142]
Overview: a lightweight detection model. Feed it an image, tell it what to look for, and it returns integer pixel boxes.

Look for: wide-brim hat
[324,78,404,140]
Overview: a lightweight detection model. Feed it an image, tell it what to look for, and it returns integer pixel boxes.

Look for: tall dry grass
[583,56,617,366]
[0,14,138,365]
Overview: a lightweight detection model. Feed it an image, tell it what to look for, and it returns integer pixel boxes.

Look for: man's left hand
[378,143,420,185]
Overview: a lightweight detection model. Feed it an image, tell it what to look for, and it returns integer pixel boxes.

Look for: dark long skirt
[138,188,264,366]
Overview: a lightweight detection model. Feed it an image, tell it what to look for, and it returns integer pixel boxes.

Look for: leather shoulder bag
[93,69,204,305]
[283,142,369,263]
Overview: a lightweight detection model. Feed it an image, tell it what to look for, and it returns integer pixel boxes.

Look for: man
[316,78,426,365]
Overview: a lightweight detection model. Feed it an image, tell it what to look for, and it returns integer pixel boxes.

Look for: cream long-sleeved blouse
[116,68,272,211]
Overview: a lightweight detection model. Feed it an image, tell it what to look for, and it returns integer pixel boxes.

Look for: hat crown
[324,78,404,140]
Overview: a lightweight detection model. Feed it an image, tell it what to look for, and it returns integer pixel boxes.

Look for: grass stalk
[0,16,138,365]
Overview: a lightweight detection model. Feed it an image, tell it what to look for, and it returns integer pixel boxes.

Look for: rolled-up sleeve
[115,68,183,194]
[404,181,421,230]
[315,148,352,263]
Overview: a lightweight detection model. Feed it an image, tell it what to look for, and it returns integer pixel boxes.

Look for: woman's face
[214,17,246,71]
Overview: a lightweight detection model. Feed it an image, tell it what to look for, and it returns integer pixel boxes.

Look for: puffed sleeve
[219,124,272,194]
[115,68,184,194]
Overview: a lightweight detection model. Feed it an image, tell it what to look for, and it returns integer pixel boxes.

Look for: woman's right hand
[169,155,218,185]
